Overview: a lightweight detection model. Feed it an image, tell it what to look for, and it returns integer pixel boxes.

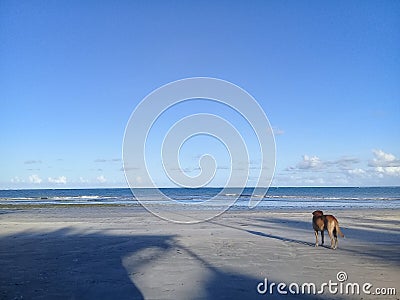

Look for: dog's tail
[336,223,345,238]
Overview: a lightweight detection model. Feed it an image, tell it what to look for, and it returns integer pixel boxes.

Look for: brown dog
[312,210,344,249]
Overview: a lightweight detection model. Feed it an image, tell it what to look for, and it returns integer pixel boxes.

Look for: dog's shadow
[210,221,315,247]
[245,229,315,247]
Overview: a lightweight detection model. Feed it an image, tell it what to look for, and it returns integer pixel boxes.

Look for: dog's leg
[321,230,324,246]
[314,230,319,247]
[328,229,335,249]
[333,229,338,249]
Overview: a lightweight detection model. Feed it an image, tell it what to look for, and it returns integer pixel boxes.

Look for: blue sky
[1,0,399,189]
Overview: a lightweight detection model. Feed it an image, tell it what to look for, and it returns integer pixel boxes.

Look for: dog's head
[312,210,324,217]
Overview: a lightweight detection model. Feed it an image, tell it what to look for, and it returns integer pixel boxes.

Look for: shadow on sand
[0,227,329,300]
[179,244,328,300]
[0,228,174,299]
[210,220,315,247]
[233,216,400,264]
[3,209,396,300]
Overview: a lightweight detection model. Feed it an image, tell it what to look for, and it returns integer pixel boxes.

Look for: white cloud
[11,176,24,183]
[348,168,366,176]
[48,176,67,184]
[369,149,400,177]
[370,149,400,167]
[288,155,362,172]
[29,174,42,184]
[281,150,400,186]
[334,157,360,170]
[96,175,107,183]
[304,177,325,185]
[79,177,89,183]
[287,155,324,170]
[287,155,363,173]
[300,155,323,169]
[272,173,333,187]
[375,166,400,177]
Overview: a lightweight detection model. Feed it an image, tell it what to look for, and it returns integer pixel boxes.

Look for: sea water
[0,187,399,210]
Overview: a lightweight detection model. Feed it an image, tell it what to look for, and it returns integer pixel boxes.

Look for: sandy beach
[1,207,399,299]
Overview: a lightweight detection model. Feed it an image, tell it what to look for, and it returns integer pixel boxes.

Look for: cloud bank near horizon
[3,149,399,189]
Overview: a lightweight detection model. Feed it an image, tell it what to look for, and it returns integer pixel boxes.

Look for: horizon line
[1,185,399,191]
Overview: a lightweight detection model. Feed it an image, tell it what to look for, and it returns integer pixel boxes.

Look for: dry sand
[0,207,399,299]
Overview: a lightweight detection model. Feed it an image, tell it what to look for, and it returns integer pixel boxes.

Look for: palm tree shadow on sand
[0,226,329,300]
[0,227,174,299]
[179,244,326,300]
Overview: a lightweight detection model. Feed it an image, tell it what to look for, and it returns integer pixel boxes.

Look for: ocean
[0,187,399,210]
